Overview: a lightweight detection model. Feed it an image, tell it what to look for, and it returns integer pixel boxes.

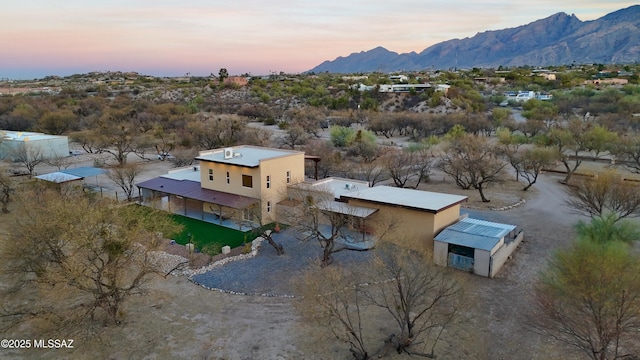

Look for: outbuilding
[433,217,523,277]
[0,130,69,160]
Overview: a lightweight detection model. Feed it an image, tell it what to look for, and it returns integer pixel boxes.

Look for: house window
[266,175,271,189]
[242,174,253,188]
[266,201,271,213]
[226,171,230,184]
[208,169,213,181]
[286,171,291,184]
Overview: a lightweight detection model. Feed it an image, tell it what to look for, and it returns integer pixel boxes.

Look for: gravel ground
[189,205,514,298]
[190,231,376,296]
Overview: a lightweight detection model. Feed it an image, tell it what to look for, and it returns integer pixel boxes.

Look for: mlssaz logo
[34,339,74,349]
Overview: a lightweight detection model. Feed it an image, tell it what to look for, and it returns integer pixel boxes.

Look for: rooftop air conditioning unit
[224,147,233,159]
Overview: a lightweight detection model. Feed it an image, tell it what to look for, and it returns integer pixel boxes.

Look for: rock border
[463,198,526,211]
[174,236,297,298]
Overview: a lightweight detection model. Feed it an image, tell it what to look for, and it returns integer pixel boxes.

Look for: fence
[448,253,474,272]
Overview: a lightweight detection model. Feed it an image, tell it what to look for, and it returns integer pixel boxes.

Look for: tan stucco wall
[199,152,305,225]
[256,153,304,224]
[200,162,261,198]
[344,199,462,251]
[345,200,435,251]
[432,205,462,236]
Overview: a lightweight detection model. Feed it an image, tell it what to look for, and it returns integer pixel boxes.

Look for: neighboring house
[224,76,249,87]
[0,130,69,160]
[389,75,409,83]
[137,146,304,229]
[435,84,451,94]
[537,72,556,81]
[434,217,522,278]
[379,83,432,93]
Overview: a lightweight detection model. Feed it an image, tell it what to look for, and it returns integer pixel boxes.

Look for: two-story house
[137,145,304,228]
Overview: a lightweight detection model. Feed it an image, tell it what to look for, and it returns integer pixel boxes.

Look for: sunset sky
[0,1,637,79]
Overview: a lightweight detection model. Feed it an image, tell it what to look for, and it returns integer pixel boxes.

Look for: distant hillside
[309,5,640,73]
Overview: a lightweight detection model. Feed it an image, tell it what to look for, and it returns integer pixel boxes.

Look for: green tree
[515,147,558,191]
[37,109,78,135]
[534,239,640,360]
[218,68,229,84]
[330,125,356,147]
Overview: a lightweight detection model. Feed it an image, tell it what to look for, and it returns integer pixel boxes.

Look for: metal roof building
[434,217,521,278]
[341,185,467,213]
[435,218,516,252]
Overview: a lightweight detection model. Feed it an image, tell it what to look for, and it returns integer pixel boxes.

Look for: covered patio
[317,200,379,250]
[136,177,260,232]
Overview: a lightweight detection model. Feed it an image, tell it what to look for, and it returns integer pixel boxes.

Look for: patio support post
[362,217,366,242]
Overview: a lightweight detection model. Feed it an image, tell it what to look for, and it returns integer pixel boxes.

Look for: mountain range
[309,5,640,73]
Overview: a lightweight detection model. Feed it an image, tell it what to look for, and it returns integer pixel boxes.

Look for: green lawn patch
[170,215,250,250]
[126,205,280,255]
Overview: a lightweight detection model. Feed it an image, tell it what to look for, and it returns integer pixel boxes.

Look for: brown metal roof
[136,177,259,209]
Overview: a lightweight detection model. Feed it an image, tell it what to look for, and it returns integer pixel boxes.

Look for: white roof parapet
[340,185,467,213]
[195,145,303,168]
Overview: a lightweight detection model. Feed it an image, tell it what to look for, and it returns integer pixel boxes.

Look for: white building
[0,130,69,160]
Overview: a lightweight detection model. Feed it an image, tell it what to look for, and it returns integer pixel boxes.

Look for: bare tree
[366,245,466,357]
[70,129,101,154]
[169,148,198,168]
[497,128,528,181]
[290,188,392,267]
[46,154,76,171]
[296,244,466,359]
[0,190,182,332]
[304,139,343,178]
[438,135,507,202]
[96,122,137,165]
[297,192,353,267]
[10,143,45,178]
[0,172,14,213]
[186,114,246,150]
[296,266,372,360]
[107,163,143,201]
[348,159,388,187]
[279,124,309,149]
[611,134,640,174]
[565,171,640,223]
[383,145,434,188]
